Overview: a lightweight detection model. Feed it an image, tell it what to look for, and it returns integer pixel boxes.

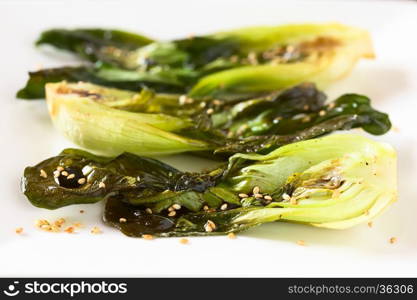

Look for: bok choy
[22,134,397,237]
[44,81,391,156]
[17,23,373,99]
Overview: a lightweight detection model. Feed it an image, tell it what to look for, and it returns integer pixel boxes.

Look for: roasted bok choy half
[18,23,373,99]
[22,134,397,237]
[44,81,391,156]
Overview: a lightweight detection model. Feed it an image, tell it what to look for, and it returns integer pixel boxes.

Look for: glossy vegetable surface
[22,134,397,236]
[44,81,391,156]
[17,23,373,99]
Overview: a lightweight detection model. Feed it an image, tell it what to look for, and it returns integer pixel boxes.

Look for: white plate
[1,0,416,277]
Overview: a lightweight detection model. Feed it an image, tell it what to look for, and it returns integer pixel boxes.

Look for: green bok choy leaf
[44,81,391,156]
[22,134,397,236]
[18,23,373,99]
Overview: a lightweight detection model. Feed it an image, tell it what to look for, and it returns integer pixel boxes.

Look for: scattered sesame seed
[253,186,260,194]
[90,226,101,234]
[203,205,209,211]
[142,234,153,240]
[73,222,83,228]
[168,211,176,217]
[179,95,188,105]
[168,206,175,212]
[319,110,326,116]
[296,240,306,246]
[303,105,309,110]
[65,226,75,234]
[41,224,52,231]
[238,193,249,198]
[389,237,397,244]
[200,102,206,108]
[53,170,61,178]
[206,108,214,115]
[204,220,216,232]
[80,210,85,214]
[367,222,373,228]
[254,193,263,199]
[328,102,336,109]
[39,169,47,178]
[172,204,181,210]
[61,171,68,177]
[98,182,106,188]
[220,203,228,210]
[119,218,127,223]
[66,174,75,179]
[290,198,298,205]
[145,208,153,214]
[15,227,23,234]
[179,238,189,244]
[77,178,86,185]
[228,232,236,239]
[264,195,272,201]
[282,193,291,201]
[212,99,222,106]
[35,219,50,228]
[56,166,64,172]
[54,218,65,227]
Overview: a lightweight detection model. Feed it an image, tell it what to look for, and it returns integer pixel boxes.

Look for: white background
[0,0,416,277]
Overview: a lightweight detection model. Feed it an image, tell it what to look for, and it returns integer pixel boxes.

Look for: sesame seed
[296,240,306,246]
[90,226,101,234]
[319,110,326,116]
[264,195,272,201]
[227,232,236,239]
[35,219,50,228]
[290,198,297,205]
[204,220,216,232]
[282,193,291,201]
[56,166,64,172]
[303,105,309,110]
[66,174,75,179]
[65,226,75,233]
[142,234,153,240]
[77,178,86,185]
[98,182,106,188]
[203,205,209,211]
[168,207,175,212]
[168,211,176,217]
[145,208,152,214]
[73,222,83,228]
[80,210,84,214]
[254,193,263,199]
[61,171,68,177]
[15,227,23,234]
[212,99,222,106]
[119,218,127,223]
[238,193,249,198]
[54,218,65,227]
[200,102,206,108]
[389,237,397,244]
[53,170,61,178]
[206,108,214,115]
[220,203,228,210]
[39,169,47,178]
[172,204,181,210]
[179,238,189,244]
[41,224,52,231]
[253,186,260,194]
[367,222,373,228]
